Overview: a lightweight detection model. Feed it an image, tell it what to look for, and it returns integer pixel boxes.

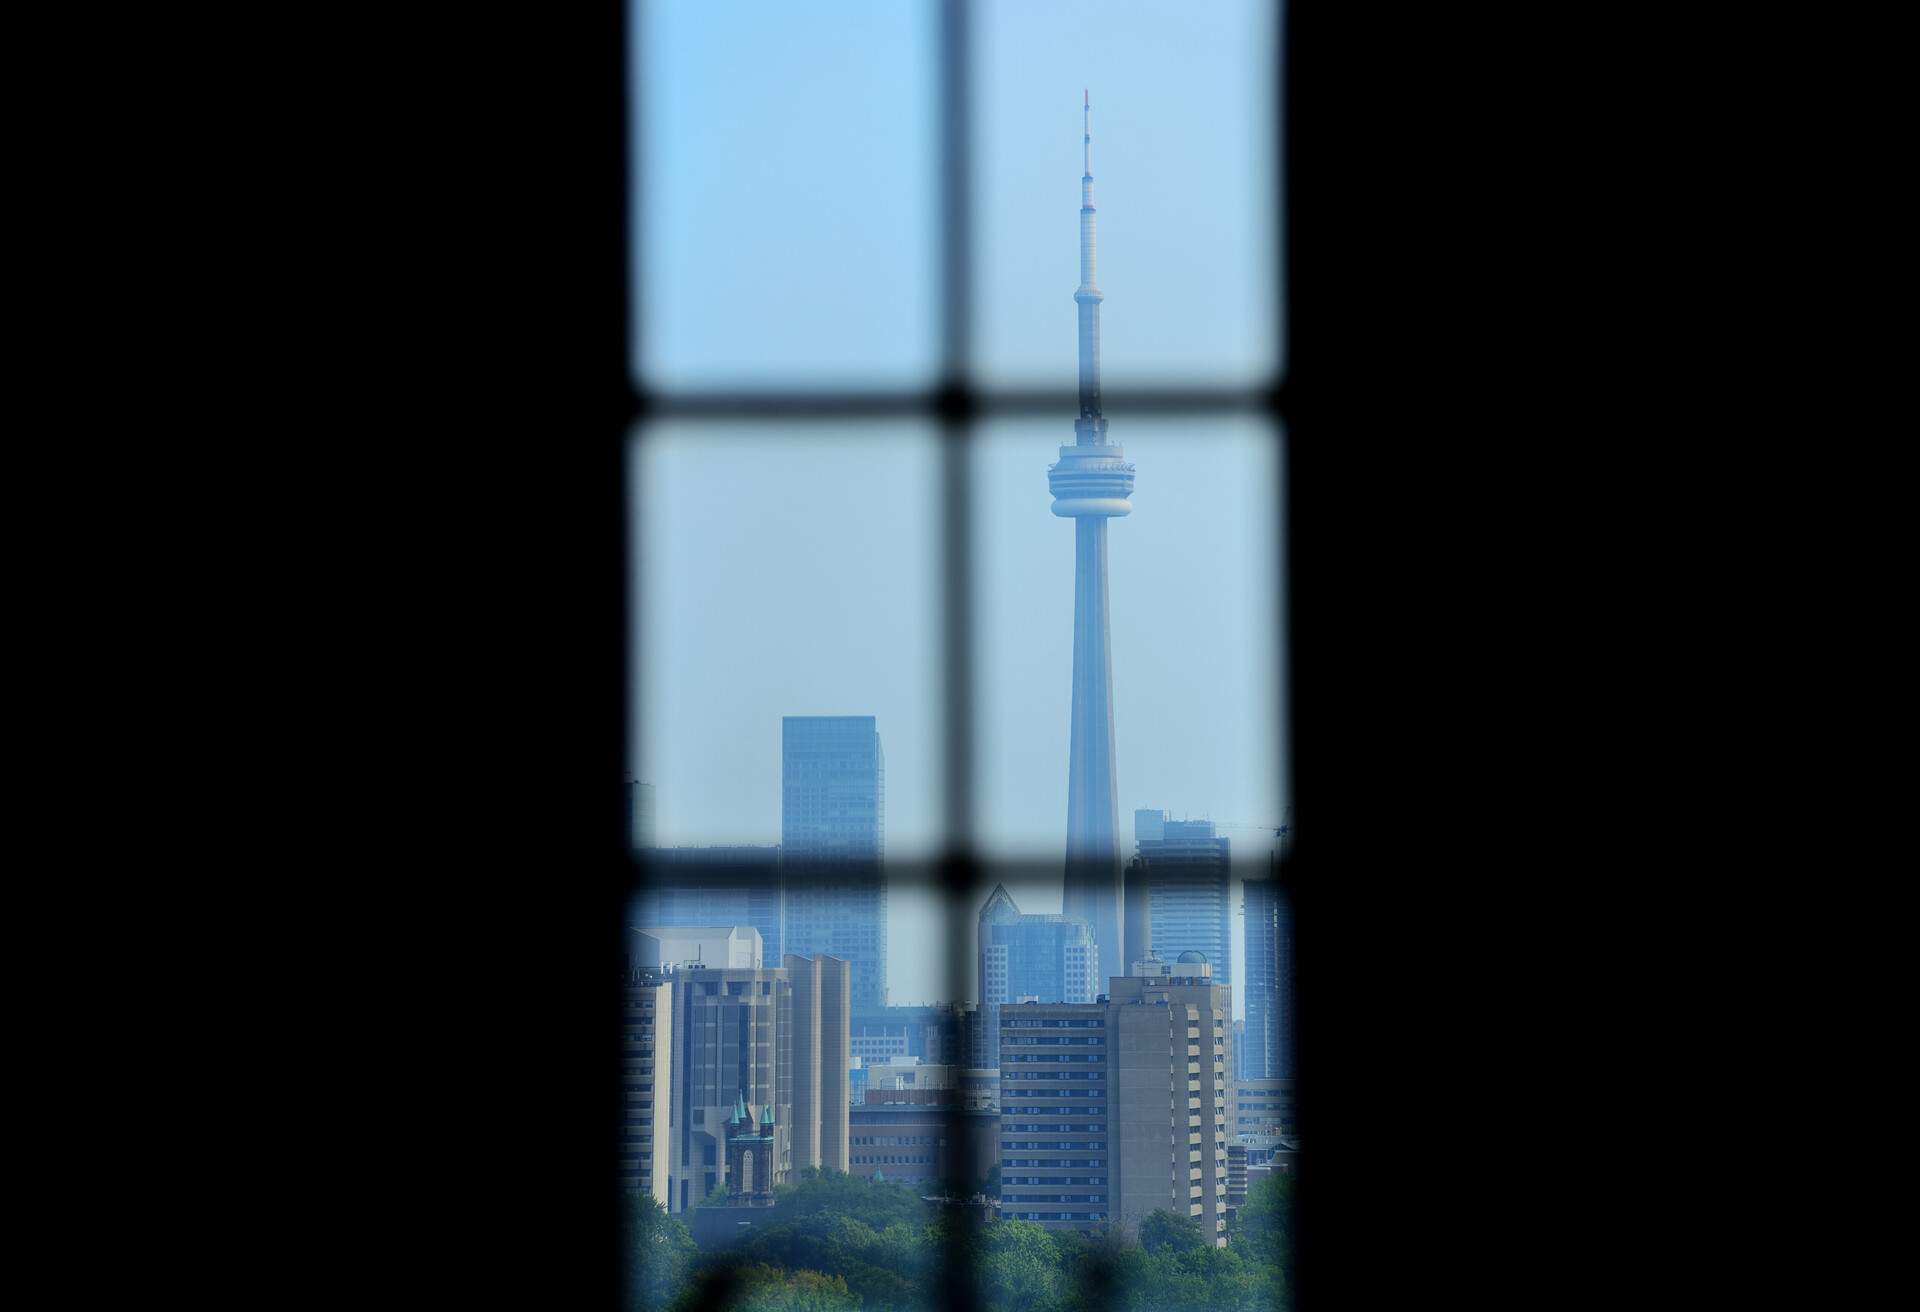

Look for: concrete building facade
[1233,1077,1296,1140]
[998,955,1233,1243]
[633,925,762,971]
[653,951,850,1214]
[849,1104,1000,1192]
[621,974,673,1205]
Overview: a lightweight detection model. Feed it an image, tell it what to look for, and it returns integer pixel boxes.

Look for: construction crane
[1215,807,1292,842]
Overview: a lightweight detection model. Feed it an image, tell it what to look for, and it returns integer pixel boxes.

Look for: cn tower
[1051,91,1135,990]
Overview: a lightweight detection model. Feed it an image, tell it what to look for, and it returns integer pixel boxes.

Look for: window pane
[629,422,946,1012]
[632,0,938,390]
[975,0,1280,388]
[973,416,1287,989]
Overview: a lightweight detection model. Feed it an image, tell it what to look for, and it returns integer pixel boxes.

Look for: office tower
[1233,1018,1248,1080]
[998,955,1234,1243]
[628,779,656,851]
[621,972,673,1205]
[633,845,785,963]
[1241,865,1290,1079]
[782,715,888,1009]
[1053,93,1136,990]
[787,951,850,1173]
[649,948,850,1213]
[1232,1077,1296,1140]
[1135,816,1234,987]
[1122,854,1152,974]
[977,884,1099,1066]
[850,1101,1001,1191]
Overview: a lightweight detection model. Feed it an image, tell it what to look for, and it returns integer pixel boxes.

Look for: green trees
[1139,1208,1208,1254]
[626,1193,697,1311]
[641,1169,1293,1312]
[1228,1171,1292,1276]
[979,1220,1067,1312]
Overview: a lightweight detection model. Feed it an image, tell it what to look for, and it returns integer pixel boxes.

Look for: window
[628,0,1286,1300]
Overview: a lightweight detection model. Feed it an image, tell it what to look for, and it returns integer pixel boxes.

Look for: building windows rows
[1004,1126,1104,1136]
[998,1137,1105,1152]
[1010,1212,1107,1222]
[1001,1194,1106,1204]
[1003,1176,1106,1186]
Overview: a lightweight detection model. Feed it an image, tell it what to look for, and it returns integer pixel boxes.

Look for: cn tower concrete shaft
[1050,92,1135,988]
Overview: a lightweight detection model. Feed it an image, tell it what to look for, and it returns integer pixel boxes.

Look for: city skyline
[632,44,1283,1013]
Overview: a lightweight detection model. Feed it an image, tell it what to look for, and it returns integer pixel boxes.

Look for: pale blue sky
[634,0,1278,389]
[630,0,1284,1011]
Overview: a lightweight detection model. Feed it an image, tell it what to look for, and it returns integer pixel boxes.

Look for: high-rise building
[633,846,785,963]
[998,954,1234,1243]
[1241,864,1291,1079]
[782,715,888,1010]
[1232,1077,1296,1141]
[1053,94,1136,990]
[621,972,673,1205]
[633,925,762,971]
[1122,854,1152,978]
[977,884,1099,1066]
[645,947,850,1213]
[1135,816,1234,987]
[850,1103,1000,1191]
[628,779,656,851]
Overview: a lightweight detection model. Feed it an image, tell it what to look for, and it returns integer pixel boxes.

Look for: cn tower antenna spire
[1074,90,1103,428]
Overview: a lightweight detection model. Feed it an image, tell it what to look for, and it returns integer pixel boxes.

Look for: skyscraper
[1053,93,1136,989]
[977,884,1099,1065]
[1241,860,1291,1079]
[782,715,888,1009]
[1135,815,1234,988]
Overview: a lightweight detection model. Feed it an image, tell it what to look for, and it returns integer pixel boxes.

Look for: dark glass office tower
[782,715,887,1009]
[1241,859,1291,1079]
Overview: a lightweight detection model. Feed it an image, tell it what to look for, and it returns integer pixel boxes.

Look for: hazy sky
[630,0,1284,1012]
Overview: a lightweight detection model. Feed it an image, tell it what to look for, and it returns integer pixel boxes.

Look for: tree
[627,1193,697,1311]
[980,1220,1066,1312]
[1230,1171,1292,1274]
[1139,1208,1208,1254]
[671,1262,858,1312]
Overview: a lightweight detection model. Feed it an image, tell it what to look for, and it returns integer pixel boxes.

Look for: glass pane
[632,0,938,390]
[975,0,1281,388]
[973,414,1288,985]
[629,422,946,1000]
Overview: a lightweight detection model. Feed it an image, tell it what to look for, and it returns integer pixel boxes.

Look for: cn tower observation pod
[1048,445,1136,518]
